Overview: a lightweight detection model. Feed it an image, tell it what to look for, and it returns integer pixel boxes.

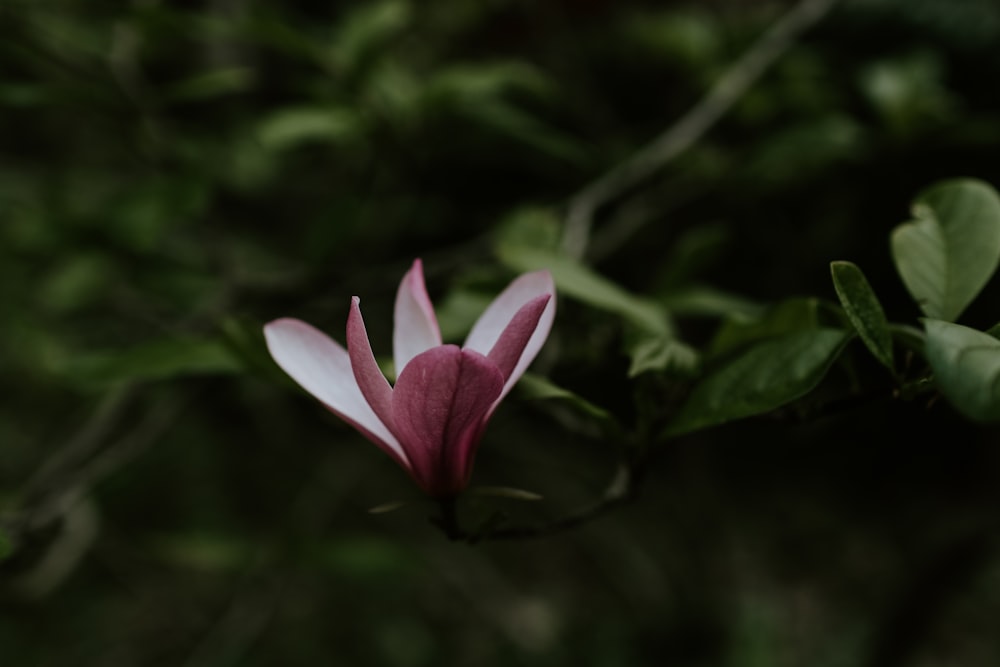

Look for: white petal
[393,259,442,377]
[464,271,556,398]
[264,318,407,464]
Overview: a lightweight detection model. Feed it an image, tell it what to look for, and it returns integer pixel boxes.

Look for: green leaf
[666,329,849,436]
[661,286,763,320]
[830,261,894,370]
[150,533,251,572]
[433,289,495,342]
[469,486,544,501]
[0,529,13,562]
[924,319,1000,421]
[888,323,926,353]
[164,67,256,102]
[891,178,1000,321]
[627,335,699,378]
[328,0,412,74]
[497,244,671,336]
[61,338,243,386]
[517,373,616,429]
[256,107,362,151]
[708,297,822,359]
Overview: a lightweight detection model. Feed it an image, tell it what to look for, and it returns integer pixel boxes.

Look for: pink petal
[346,297,397,434]
[486,294,552,381]
[391,346,504,496]
[263,318,408,467]
[392,259,442,377]
[465,271,556,398]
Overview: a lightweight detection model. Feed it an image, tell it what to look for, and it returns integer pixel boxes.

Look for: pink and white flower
[264,260,555,497]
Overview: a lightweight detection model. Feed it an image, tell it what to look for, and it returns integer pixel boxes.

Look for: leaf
[891,178,1000,321]
[424,63,584,164]
[661,286,763,320]
[328,0,412,74]
[517,373,616,428]
[164,67,256,102]
[0,529,12,562]
[256,107,362,151]
[627,335,699,378]
[830,261,894,370]
[666,329,850,436]
[708,297,821,359]
[469,486,544,501]
[433,289,494,342]
[924,319,1000,421]
[61,338,243,387]
[497,244,672,336]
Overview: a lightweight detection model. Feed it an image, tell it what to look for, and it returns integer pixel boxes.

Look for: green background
[3,0,1000,664]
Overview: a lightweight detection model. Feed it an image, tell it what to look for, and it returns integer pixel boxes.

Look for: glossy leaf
[924,319,1000,421]
[666,329,849,436]
[830,261,894,370]
[891,179,1000,321]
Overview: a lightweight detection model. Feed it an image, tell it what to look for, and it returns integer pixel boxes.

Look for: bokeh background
[3,0,1000,664]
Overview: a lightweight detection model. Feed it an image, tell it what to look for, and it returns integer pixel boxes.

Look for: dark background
[2,0,1000,664]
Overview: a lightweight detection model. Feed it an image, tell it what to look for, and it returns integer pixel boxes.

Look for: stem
[561,0,840,259]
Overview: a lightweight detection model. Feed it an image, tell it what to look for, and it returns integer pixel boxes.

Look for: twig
[20,384,138,506]
[439,465,634,542]
[561,0,840,259]
[182,572,285,667]
[5,391,189,558]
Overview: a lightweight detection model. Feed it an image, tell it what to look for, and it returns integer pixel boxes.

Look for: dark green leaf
[830,261,893,370]
[924,319,1000,421]
[517,373,616,428]
[708,297,822,359]
[256,107,362,151]
[62,338,243,386]
[469,486,544,501]
[627,335,699,378]
[328,0,412,74]
[661,286,763,320]
[164,67,255,102]
[666,329,849,436]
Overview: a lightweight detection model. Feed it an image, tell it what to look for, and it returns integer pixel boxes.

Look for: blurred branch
[2,387,189,595]
[561,0,840,259]
[17,388,186,531]
[182,572,286,667]
[437,464,635,542]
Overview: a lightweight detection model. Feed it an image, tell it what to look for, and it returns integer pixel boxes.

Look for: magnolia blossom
[264,260,555,497]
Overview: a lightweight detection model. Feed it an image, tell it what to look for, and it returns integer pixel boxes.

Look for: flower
[264,259,555,497]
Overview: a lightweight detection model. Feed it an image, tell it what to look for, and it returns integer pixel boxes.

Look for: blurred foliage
[3,0,1000,665]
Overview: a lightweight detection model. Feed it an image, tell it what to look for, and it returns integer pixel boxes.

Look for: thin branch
[20,384,138,505]
[561,0,840,259]
[7,391,189,548]
[439,465,634,542]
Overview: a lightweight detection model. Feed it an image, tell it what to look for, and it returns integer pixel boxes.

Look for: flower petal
[392,346,504,496]
[263,318,408,467]
[346,297,396,433]
[393,259,442,377]
[486,294,552,382]
[465,270,555,398]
